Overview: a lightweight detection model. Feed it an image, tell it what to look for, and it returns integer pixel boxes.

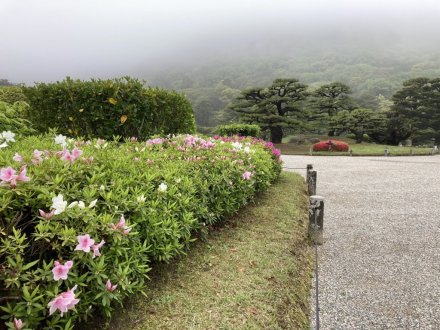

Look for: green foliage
[0,101,35,136]
[329,108,388,143]
[215,124,261,137]
[232,78,308,143]
[22,77,195,140]
[309,82,356,135]
[391,77,440,144]
[0,87,27,104]
[0,133,281,328]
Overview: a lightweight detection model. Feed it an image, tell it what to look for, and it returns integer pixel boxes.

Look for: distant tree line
[230,77,440,145]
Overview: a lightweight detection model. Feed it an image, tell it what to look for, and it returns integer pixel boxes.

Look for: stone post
[309,195,324,245]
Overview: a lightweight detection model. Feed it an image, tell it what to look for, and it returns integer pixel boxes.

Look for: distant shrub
[288,136,306,144]
[308,137,321,144]
[0,87,27,104]
[215,124,261,137]
[312,140,349,152]
[22,77,195,140]
[196,126,214,136]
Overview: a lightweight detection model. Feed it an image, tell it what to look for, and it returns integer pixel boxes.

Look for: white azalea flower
[158,182,168,193]
[52,194,67,215]
[137,195,146,203]
[99,185,105,191]
[0,142,8,148]
[68,201,79,208]
[88,199,97,208]
[54,134,67,147]
[1,131,15,143]
[78,201,86,209]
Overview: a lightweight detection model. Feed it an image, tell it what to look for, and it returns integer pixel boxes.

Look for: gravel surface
[282,155,440,330]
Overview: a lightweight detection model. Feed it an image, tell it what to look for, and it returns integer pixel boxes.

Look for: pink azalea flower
[47,285,80,316]
[75,234,95,253]
[0,167,15,182]
[13,153,23,162]
[61,149,73,163]
[242,171,253,180]
[39,209,55,220]
[106,279,117,292]
[16,167,30,182]
[0,166,30,188]
[111,215,126,230]
[32,149,43,165]
[52,260,73,281]
[111,215,131,235]
[91,240,105,258]
[71,147,83,161]
[13,318,23,330]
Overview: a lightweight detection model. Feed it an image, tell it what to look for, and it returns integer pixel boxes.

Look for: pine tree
[232,78,308,143]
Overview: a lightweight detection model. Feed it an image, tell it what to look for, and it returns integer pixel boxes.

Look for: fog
[1,0,440,84]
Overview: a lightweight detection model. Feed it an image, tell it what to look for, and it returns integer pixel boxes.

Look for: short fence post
[384,148,389,156]
[308,170,317,195]
[309,195,324,245]
[306,164,313,183]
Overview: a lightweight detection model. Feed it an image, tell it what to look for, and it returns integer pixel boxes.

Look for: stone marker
[309,195,324,245]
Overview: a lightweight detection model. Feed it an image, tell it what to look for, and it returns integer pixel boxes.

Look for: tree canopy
[232,78,308,143]
[391,77,440,144]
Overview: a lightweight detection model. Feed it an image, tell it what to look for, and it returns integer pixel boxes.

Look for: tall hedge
[22,77,195,139]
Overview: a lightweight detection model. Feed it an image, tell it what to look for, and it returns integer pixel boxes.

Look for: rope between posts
[282,166,308,170]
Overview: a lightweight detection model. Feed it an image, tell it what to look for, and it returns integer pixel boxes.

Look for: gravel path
[282,155,440,330]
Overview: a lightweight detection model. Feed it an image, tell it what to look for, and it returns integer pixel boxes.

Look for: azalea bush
[0,132,281,329]
[22,77,196,140]
[0,101,35,137]
[312,139,349,152]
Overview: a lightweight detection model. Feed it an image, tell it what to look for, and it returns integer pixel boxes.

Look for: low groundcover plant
[0,133,281,329]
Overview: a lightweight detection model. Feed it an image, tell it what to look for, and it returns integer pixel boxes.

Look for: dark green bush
[215,123,261,137]
[22,77,195,139]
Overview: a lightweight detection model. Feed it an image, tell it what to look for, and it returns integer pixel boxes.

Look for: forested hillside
[149,47,440,129]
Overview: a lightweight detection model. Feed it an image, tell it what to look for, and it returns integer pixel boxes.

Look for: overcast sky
[1,0,440,84]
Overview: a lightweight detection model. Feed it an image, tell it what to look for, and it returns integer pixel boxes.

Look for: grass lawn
[278,135,434,156]
[105,172,313,330]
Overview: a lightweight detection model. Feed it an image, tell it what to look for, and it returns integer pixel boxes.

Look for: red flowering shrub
[312,140,349,152]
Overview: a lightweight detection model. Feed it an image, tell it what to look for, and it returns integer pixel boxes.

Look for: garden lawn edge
[106,172,313,330]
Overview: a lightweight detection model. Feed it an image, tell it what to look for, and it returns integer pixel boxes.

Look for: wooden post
[309,195,324,245]
[308,170,317,196]
[384,148,389,156]
[306,164,313,185]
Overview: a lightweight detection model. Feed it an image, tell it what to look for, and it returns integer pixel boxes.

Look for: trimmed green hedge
[216,123,261,138]
[22,77,196,140]
[0,133,281,329]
